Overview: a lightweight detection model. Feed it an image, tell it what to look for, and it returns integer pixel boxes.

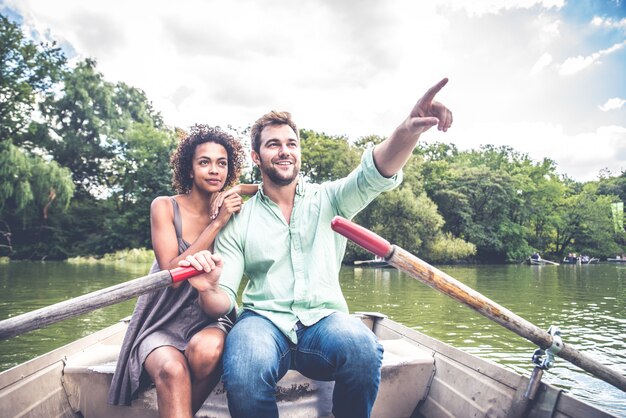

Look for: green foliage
[0,143,74,219]
[597,170,626,202]
[348,188,439,259]
[38,59,163,196]
[413,142,624,262]
[553,183,622,257]
[428,165,518,261]
[300,129,360,182]
[2,16,624,263]
[67,248,154,264]
[0,14,66,140]
[427,233,477,263]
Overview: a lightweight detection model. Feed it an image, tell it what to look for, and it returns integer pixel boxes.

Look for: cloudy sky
[2,0,625,181]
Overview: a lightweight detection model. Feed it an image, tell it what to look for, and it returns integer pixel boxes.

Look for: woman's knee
[187,329,226,376]
[155,358,190,386]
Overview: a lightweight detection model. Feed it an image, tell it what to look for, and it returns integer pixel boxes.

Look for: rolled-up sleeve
[328,147,403,219]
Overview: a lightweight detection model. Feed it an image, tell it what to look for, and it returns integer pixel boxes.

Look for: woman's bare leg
[144,345,193,418]
[185,327,227,413]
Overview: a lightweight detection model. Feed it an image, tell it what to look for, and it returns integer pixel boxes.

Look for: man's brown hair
[250,111,299,153]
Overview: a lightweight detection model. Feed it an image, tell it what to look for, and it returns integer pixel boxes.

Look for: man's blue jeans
[222,310,383,418]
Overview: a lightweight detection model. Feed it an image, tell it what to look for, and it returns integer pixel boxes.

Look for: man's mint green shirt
[214,148,402,343]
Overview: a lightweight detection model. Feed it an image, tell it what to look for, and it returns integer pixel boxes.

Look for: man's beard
[261,157,300,186]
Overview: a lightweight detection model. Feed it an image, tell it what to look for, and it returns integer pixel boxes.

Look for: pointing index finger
[422,77,449,103]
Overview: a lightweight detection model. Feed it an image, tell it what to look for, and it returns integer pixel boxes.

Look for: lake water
[0,261,624,416]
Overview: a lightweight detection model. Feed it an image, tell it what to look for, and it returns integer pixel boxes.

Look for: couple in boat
[108,78,453,418]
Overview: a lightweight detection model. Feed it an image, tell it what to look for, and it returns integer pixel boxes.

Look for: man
[182,78,453,418]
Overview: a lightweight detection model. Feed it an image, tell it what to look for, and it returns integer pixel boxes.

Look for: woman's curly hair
[171,124,245,194]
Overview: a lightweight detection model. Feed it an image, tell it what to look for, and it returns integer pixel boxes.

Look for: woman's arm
[210,184,258,219]
[150,196,184,272]
[151,195,243,272]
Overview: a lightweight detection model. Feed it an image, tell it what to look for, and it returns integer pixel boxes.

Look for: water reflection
[0,262,624,415]
[0,261,149,372]
[343,264,625,417]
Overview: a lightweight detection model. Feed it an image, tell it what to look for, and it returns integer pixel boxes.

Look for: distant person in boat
[180,78,453,418]
[531,252,541,261]
[108,125,258,416]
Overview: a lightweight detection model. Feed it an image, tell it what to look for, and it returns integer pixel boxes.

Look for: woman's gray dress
[108,198,234,406]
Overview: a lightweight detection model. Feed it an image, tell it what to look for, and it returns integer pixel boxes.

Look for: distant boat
[525,257,560,266]
[606,257,626,263]
[562,256,600,265]
[353,256,391,268]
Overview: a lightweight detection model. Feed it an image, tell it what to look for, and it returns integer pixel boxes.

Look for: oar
[331,216,626,393]
[0,266,201,340]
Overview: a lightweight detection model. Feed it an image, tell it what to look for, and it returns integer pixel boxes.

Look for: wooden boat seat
[62,337,435,418]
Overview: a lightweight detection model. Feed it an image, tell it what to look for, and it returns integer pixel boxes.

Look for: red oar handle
[170,266,204,283]
[331,216,393,258]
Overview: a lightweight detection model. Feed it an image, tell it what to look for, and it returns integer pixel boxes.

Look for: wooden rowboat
[0,312,617,418]
[525,258,560,266]
[1,217,623,417]
[354,256,392,268]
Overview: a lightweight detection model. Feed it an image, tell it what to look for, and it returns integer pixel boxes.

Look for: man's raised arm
[373,78,453,178]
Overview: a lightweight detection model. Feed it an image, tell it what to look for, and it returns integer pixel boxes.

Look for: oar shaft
[389,246,626,392]
[0,267,199,340]
[330,216,626,393]
[390,246,550,345]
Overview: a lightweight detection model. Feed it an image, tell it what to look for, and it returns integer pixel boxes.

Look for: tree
[0,15,73,258]
[37,59,163,196]
[104,122,177,249]
[0,143,74,258]
[0,14,66,141]
[300,129,360,182]
[553,183,622,257]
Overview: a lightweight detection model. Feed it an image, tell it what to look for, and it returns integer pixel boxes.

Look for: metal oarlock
[532,326,563,370]
[511,326,564,417]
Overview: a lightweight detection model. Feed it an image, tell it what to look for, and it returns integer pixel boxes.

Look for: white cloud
[531,52,553,75]
[591,16,626,30]
[599,98,626,112]
[559,40,626,75]
[455,122,626,181]
[437,0,564,17]
[3,0,625,181]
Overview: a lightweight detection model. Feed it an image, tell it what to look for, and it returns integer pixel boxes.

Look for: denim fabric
[222,311,383,418]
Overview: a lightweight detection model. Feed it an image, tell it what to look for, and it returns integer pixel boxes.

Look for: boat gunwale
[0,314,618,418]
[370,315,617,418]
[0,320,127,391]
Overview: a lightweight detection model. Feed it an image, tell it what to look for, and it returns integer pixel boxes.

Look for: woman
[108,125,257,417]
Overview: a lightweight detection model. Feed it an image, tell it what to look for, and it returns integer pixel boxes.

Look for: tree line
[1,15,625,263]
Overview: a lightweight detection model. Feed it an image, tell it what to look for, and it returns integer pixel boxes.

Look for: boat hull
[0,313,617,418]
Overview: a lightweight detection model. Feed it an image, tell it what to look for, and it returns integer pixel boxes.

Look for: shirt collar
[258,175,304,200]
